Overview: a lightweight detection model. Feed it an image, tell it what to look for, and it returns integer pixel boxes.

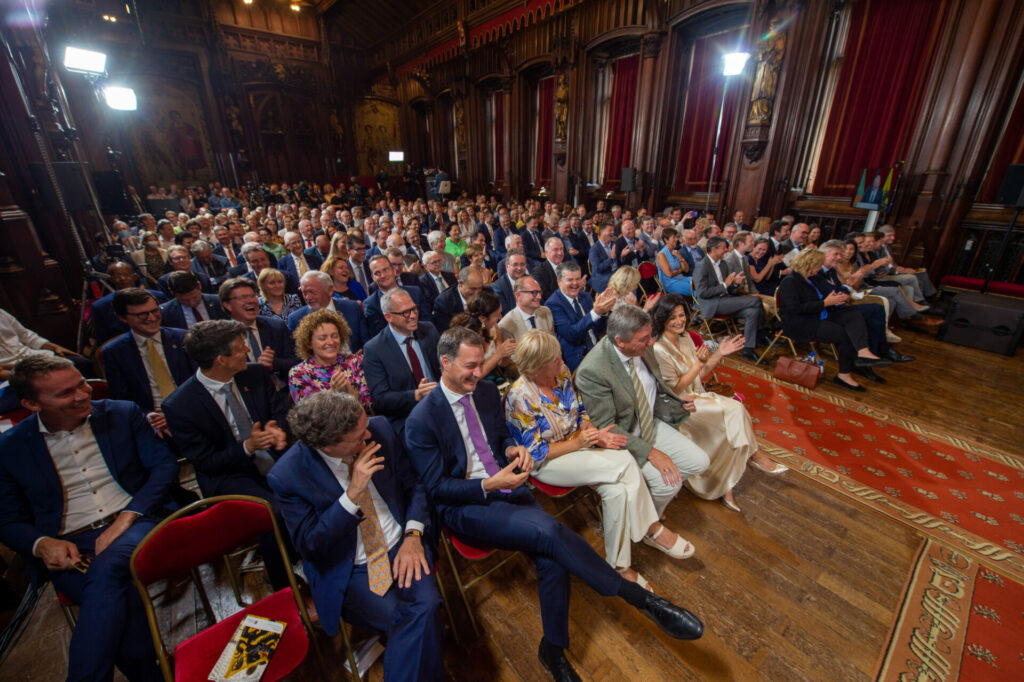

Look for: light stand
[704,51,750,216]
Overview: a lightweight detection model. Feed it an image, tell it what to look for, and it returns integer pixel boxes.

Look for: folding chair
[689,293,737,339]
[637,262,663,303]
[440,528,518,638]
[130,495,327,682]
[756,291,838,365]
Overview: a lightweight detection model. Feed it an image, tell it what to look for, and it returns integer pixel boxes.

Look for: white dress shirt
[439,382,490,486]
[316,450,423,564]
[131,330,167,408]
[194,370,273,469]
[35,416,132,550]
[708,256,727,287]
[182,300,211,328]
[0,308,51,365]
[613,346,656,438]
[388,326,433,381]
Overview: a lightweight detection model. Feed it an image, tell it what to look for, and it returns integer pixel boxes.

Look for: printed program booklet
[208,615,286,681]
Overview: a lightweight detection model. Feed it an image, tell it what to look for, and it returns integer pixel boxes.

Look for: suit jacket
[304,245,331,262]
[588,240,616,293]
[777,273,829,342]
[575,337,689,466]
[160,294,227,330]
[692,257,744,317]
[405,380,520,511]
[497,306,554,341]
[490,273,516,315]
[612,236,644,268]
[286,297,367,352]
[162,365,288,494]
[364,285,431,337]
[157,270,215,298]
[362,322,441,437]
[520,229,544,263]
[213,242,242,267]
[226,266,299,295]
[530,260,560,301]
[277,251,324,283]
[0,400,178,558]
[191,254,230,285]
[417,271,457,309]
[102,328,195,411]
[91,289,167,344]
[267,417,430,636]
[250,315,299,381]
[431,285,466,332]
[546,290,605,371]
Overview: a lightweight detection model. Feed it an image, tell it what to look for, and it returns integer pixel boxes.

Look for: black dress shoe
[832,376,867,392]
[639,593,704,640]
[538,641,582,682]
[741,348,765,365]
[756,332,774,347]
[886,349,915,363]
[851,367,886,384]
[853,356,892,369]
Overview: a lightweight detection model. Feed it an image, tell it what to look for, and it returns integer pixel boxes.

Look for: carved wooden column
[500,76,513,201]
[629,32,663,212]
[552,70,570,205]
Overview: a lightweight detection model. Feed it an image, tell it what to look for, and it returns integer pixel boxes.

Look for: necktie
[346,470,393,596]
[404,337,424,384]
[297,256,308,276]
[572,298,584,318]
[192,306,204,322]
[458,395,506,490]
[304,238,313,249]
[221,384,253,442]
[247,328,260,362]
[434,275,446,293]
[227,250,237,267]
[146,339,176,401]
[528,316,536,329]
[572,298,596,347]
[627,360,658,444]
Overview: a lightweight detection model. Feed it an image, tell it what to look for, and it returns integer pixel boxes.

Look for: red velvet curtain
[494,93,505,183]
[977,81,1024,203]
[673,29,745,193]
[602,54,641,188]
[535,77,554,185]
[812,0,949,195]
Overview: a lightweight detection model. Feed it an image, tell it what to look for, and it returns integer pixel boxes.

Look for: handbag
[773,356,820,389]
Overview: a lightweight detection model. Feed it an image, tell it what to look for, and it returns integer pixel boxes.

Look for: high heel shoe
[749,459,788,475]
[721,496,742,513]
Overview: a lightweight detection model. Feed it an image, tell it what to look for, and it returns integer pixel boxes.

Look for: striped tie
[627,360,657,444]
[349,480,393,596]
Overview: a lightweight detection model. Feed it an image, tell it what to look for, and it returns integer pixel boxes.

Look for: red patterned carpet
[713,362,1024,583]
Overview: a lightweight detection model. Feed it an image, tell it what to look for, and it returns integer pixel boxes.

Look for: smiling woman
[288,308,371,408]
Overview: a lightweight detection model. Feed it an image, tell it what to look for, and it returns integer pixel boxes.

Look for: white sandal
[641,526,696,559]
[617,568,655,593]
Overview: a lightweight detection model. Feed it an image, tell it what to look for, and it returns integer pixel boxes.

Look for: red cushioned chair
[689,292,738,339]
[130,495,319,682]
[637,262,663,303]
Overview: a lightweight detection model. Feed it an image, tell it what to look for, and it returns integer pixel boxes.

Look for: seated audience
[507,329,687,588]
[406,327,703,680]
[655,227,692,295]
[365,254,432,336]
[219,277,297,386]
[278,230,324,283]
[444,223,468,263]
[232,243,299,294]
[777,250,891,392]
[613,219,648,267]
[498,275,554,341]
[588,223,617,293]
[161,320,292,590]
[132,231,169,287]
[873,225,938,305]
[362,289,440,438]
[747,237,785,296]
[0,355,178,681]
[418,249,458,310]
[257,267,304,321]
[531,237,567,301]
[288,308,371,408]
[693,236,768,364]
[462,242,496,283]
[90,261,167,345]
[448,291,516,381]
[289,271,367,351]
[321,255,367,302]
[267,392,443,681]
[426,230,456,273]
[491,248,528,314]
[649,295,787,512]
[190,239,230,286]
[547,261,617,371]
[433,265,485,332]
[160,270,226,330]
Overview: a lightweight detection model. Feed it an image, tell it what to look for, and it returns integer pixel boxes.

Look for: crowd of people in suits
[0,187,942,682]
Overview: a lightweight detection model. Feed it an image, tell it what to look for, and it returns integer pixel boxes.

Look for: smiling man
[219,278,298,386]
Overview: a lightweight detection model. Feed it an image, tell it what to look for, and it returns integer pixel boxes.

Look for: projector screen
[388,150,405,162]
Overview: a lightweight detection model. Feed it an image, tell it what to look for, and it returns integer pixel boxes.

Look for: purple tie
[458,394,508,491]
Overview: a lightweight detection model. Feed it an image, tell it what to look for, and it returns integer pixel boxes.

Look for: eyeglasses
[387,306,419,318]
[125,308,160,318]
[518,289,542,297]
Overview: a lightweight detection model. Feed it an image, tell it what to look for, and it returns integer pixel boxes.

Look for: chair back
[688,331,705,348]
[637,262,658,280]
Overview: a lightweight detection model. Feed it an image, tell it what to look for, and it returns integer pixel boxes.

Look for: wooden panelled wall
[379,0,1024,286]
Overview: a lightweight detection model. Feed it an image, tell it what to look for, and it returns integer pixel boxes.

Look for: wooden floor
[2,322,1021,681]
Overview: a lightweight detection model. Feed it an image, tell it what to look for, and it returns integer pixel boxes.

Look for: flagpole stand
[863,210,880,234]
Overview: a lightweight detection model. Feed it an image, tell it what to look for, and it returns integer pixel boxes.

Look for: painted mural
[126,79,217,185]
[353,98,401,177]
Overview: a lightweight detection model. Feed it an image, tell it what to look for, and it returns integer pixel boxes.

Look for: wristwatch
[404,529,422,539]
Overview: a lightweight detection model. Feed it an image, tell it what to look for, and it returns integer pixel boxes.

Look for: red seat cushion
[173,588,308,682]
[530,478,575,498]
[638,262,658,280]
[443,528,494,560]
[941,276,1024,299]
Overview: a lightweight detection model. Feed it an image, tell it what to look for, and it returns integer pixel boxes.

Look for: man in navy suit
[161,320,292,590]
[219,278,297,386]
[432,266,484,332]
[157,246,215,297]
[363,289,439,438]
[491,248,528,315]
[277,231,323,284]
[90,262,166,345]
[547,262,617,371]
[288,271,367,351]
[190,240,230,286]
[405,328,703,680]
[159,271,226,330]
[364,255,431,336]
[229,243,299,294]
[305,234,331,263]
[0,355,178,681]
[102,289,195,430]
[212,226,242,269]
[531,238,565,302]
[268,392,443,682]
[520,215,545,263]
[588,222,617,294]
[417,250,457,310]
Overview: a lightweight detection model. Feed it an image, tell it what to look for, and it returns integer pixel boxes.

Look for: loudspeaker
[937,291,1024,355]
[28,161,93,211]
[92,171,133,214]
[620,168,636,193]
[996,164,1024,207]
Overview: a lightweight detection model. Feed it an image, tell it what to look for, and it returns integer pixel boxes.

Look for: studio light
[64,46,107,75]
[290,3,300,11]
[722,52,751,76]
[103,86,137,111]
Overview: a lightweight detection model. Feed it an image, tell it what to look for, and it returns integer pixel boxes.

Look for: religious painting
[125,78,217,185]
[353,98,401,176]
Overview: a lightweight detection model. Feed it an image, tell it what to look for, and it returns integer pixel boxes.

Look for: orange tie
[348,474,393,596]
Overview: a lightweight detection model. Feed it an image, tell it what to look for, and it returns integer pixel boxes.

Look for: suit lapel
[89,403,121,486]
[434,390,468,477]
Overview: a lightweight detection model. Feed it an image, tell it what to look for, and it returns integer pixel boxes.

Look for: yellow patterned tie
[349,477,393,596]
[146,339,177,400]
[627,359,658,444]
[297,256,308,276]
